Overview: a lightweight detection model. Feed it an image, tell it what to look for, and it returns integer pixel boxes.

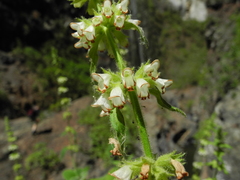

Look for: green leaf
[62,169,77,180]
[109,108,126,141]
[60,147,68,159]
[149,88,186,116]
[62,167,89,180]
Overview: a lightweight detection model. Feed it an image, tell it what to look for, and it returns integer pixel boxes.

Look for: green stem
[104,27,126,70]
[128,91,153,158]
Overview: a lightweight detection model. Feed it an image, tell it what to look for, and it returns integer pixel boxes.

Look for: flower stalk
[128,90,153,159]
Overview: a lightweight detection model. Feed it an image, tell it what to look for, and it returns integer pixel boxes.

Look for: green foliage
[12,46,90,109]
[193,114,231,179]
[4,117,25,180]
[25,143,61,171]
[213,13,240,94]
[148,12,208,88]
[78,106,113,163]
[78,104,138,164]
[62,167,89,180]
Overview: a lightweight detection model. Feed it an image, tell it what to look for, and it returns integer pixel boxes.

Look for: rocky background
[1,0,240,180]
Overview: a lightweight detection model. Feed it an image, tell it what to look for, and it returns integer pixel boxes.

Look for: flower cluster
[91,59,173,116]
[70,0,141,54]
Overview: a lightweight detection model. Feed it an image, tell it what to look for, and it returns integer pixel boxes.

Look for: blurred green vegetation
[78,104,138,166]
[25,142,61,172]
[213,14,240,95]
[12,44,91,109]
[155,12,208,88]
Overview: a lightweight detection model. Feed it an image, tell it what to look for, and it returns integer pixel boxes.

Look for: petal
[71,32,80,39]
[136,78,150,100]
[74,41,83,48]
[70,22,81,30]
[127,19,141,26]
[92,94,113,112]
[110,165,132,180]
[109,87,125,108]
[122,68,135,90]
[83,25,95,41]
[114,15,125,30]
[91,73,111,92]
[155,78,173,94]
[144,59,160,79]
[103,0,113,18]
[100,110,110,117]
[119,0,129,14]
[92,15,103,26]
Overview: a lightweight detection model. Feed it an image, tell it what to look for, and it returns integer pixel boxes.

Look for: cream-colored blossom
[109,86,125,109]
[144,59,160,80]
[136,78,150,100]
[92,94,113,112]
[110,165,133,180]
[155,78,173,94]
[114,15,126,30]
[122,68,135,91]
[91,73,111,93]
[102,0,113,18]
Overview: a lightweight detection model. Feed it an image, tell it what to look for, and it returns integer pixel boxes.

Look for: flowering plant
[69,0,188,179]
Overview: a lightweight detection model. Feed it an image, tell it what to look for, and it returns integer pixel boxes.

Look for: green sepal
[152,151,185,180]
[109,108,126,141]
[149,87,186,117]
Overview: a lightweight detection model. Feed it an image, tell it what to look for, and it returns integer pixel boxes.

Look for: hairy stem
[128,91,153,158]
[105,28,126,70]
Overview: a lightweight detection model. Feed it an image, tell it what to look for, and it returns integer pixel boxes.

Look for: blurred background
[1,0,240,179]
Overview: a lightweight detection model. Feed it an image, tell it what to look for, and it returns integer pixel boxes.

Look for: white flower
[83,25,95,42]
[74,36,90,49]
[114,15,125,30]
[144,59,160,80]
[117,0,129,14]
[155,78,173,94]
[102,0,113,18]
[100,110,110,117]
[122,68,135,90]
[136,78,150,100]
[91,73,111,93]
[92,15,103,26]
[111,165,133,180]
[71,32,80,39]
[92,94,113,112]
[70,22,85,36]
[109,86,125,109]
